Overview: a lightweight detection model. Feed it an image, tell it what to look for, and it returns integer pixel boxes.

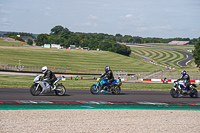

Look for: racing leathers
[177,74,190,90]
[43,70,57,86]
[100,70,114,85]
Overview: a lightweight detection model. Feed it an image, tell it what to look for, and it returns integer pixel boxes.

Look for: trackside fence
[130,70,200,81]
[0,63,66,73]
[1,63,200,81]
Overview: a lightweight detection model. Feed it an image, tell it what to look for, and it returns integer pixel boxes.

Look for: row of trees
[4,32,36,39]
[36,25,131,56]
[193,38,200,67]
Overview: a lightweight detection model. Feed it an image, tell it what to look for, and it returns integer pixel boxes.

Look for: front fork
[35,84,40,90]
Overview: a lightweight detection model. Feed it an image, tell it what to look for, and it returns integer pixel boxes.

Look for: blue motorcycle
[90,78,122,94]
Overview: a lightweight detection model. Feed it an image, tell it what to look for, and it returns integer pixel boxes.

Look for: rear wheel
[90,85,99,94]
[55,85,66,96]
[112,85,121,95]
[190,89,198,98]
[30,84,42,96]
[170,88,179,98]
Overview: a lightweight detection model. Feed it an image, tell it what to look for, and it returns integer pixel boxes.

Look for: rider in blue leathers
[177,70,190,91]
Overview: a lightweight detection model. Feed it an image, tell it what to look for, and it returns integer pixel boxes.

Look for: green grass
[137,43,194,50]
[131,47,187,68]
[0,46,164,74]
[0,38,26,46]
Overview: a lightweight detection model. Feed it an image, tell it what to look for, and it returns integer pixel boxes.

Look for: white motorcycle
[30,74,66,96]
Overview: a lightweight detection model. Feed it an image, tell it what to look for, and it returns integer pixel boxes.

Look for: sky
[0,0,200,38]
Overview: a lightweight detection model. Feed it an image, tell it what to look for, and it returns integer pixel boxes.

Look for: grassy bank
[0,46,164,74]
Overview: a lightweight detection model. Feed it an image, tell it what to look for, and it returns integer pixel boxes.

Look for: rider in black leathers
[177,70,190,90]
[100,66,114,85]
[42,66,57,90]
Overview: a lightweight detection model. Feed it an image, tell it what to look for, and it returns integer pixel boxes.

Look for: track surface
[0,88,199,103]
[128,44,194,67]
[176,50,194,66]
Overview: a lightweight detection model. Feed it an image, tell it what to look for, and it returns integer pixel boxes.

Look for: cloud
[0,9,9,14]
[45,7,52,10]
[0,4,3,6]
[0,18,10,25]
[74,22,98,27]
[136,25,172,32]
[88,15,98,20]
[44,12,50,16]
[136,27,148,32]
[120,14,135,19]
[125,14,133,18]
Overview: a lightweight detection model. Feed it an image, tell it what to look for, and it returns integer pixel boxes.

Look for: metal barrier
[0,63,66,73]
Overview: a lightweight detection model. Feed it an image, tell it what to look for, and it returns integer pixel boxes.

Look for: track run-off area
[1,88,200,110]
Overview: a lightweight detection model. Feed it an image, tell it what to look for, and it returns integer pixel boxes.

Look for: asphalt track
[128,44,194,67]
[0,88,199,103]
[176,50,194,66]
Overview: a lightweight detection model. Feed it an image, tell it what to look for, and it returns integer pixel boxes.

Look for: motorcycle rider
[100,66,114,92]
[177,70,190,92]
[42,66,57,90]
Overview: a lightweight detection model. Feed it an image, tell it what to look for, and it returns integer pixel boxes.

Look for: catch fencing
[0,63,66,73]
[1,62,200,81]
[129,70,200,81]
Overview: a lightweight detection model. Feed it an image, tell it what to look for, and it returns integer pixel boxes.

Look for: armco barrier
[138,79,200,84]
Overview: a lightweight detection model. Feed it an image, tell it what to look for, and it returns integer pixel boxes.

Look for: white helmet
[42,66,48,73]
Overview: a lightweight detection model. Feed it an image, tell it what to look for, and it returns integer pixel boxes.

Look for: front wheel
[90,84,99,94]
[112,85,121,95]
[170,88,179,98]
[55,85,66,96]
[190,89,198,98]
[30,84,42,96]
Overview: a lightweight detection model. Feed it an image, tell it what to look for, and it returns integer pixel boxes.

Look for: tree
[35,34,48,46]
[50,25,64,35]
[27,39,33,45]
[193,38,200,67]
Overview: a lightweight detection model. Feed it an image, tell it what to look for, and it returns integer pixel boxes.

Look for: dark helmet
[181,70,186,76]
[105,66,110,72]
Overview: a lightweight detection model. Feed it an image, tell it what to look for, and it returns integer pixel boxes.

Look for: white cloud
[125,14,133,18]
[0,9,9,14]
[45,7,52,10]
[157,25,172,30]
[88,15,98,20]
[0,4,3,6]
[0,18,9,25]
[74,22,98,27]
[120,14,135,19]
[137,27,148,32]
[44,12,50,16]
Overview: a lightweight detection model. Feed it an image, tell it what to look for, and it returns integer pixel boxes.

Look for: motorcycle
[90,78,122,95]
[30,74,66,96]
[170,81,198,98]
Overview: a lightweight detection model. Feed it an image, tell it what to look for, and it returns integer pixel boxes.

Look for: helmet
[42,66,48,73]
[105,66,110,72]
[181,70,186,76]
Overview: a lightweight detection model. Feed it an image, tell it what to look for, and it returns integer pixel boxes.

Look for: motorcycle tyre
[90,85,99,94]
[30,84,42,96]
[170,88,179,98]
[190,89,198,98]
[112,85,121,95]
[55,85,66,96]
